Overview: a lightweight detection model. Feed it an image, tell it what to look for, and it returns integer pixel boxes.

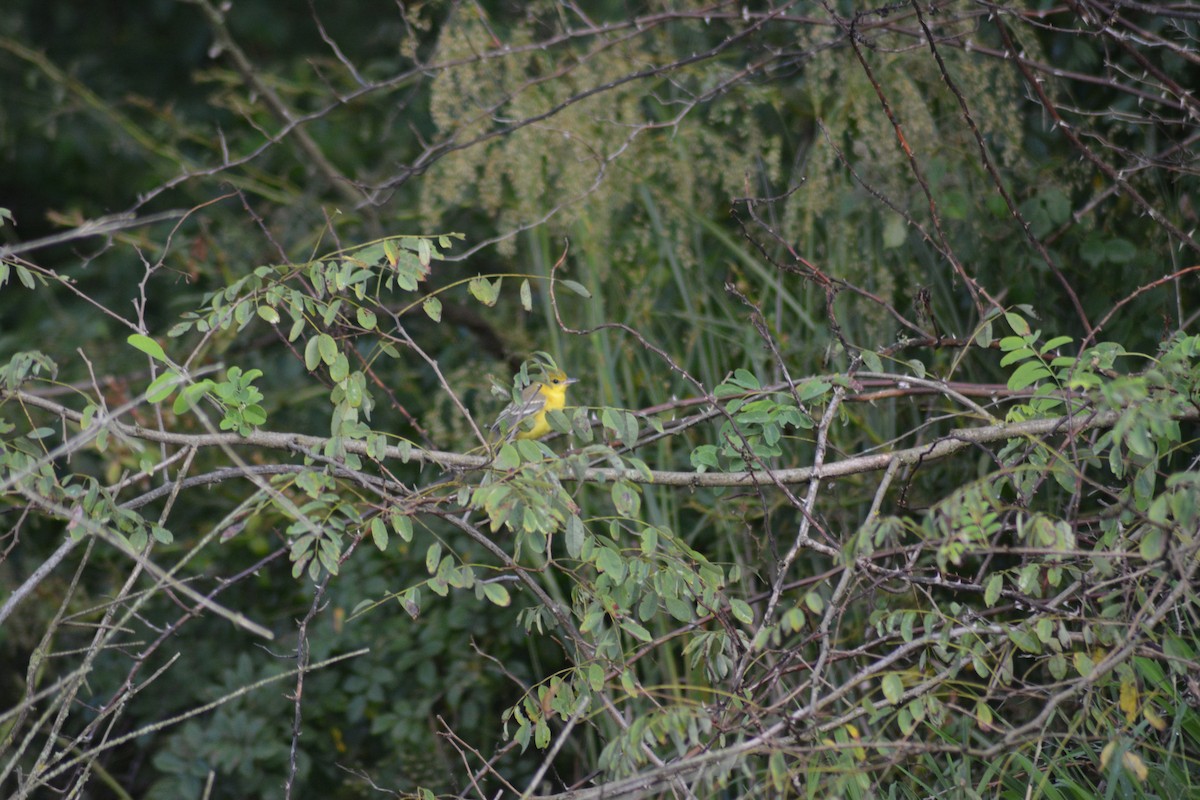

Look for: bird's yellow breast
[514,381,567,440]
[491,371,576,441]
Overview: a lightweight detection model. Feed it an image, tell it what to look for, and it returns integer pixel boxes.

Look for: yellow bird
[491,369,578,441]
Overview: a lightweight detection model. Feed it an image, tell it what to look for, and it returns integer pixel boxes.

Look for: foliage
[2,1,1199,798]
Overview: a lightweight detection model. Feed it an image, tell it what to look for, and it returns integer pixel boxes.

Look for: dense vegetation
[2,1,1198,797]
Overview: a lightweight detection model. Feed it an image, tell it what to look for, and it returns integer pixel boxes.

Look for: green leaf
[356,307,377,330]
[580,608,604,635]
[345,374,364,408]
[370,517,388,551]
[392,514,413,543]
[127,334,167,363]
[691,444,719,472]
[729,598,754,625]
[638,592,657,621]
[594,547,625,580]
[565,514,585,558]
[1139,528,1164,561]
[425,542,442,574]
[423,296,442,322]
[317,333,338,366]
[860,350,882,373]
[469,275,500,306]
[520,278,532,311]
[620,620,652,642]
[601,408,639,448]
[667,597,693,622]
[881,673,903,704]
[234,299,252,326]
[304,336,321,371]
[1048,654,1067,681]
[882,214,907,248]
[145,370,181,403]
[330,352,349,383]
[317,543,340,576]
[12,263,35,289]
[172,379,215,414]
[381,239,398,267]
[256,305,280,324]
[482,582,511,607]
[1004,312,1031,337]
[1041,187,1070,224]
[1008,360,1052,391]
[323,298,342,327]
[984,573,1003,607]
[797,380,830,402]
[731,368,760,390]
[1040,335,1073,354]
[998,335,1032,353]
[974,700,994,729]
[640,524,657,554]
[999,346,1035,367]
[494,443,520,470]
[804,592,825,614]
[1007,626,1042,654]
[612,480,640,517]
[1162,633,1194,673]
[974,319,994,348]
[559,279,591,298]
[782,607,805,632]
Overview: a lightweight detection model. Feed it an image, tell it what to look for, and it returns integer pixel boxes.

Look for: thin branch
[6,387,1193,489]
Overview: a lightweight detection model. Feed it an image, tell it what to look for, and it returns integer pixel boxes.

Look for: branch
[24,650,369,792]
[182,0,368,208]
[7,388,1191,490]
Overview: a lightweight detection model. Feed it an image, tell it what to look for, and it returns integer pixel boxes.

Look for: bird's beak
[565,377,579,384]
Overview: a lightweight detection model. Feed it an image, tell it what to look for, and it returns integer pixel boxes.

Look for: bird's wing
[491,384,546,434]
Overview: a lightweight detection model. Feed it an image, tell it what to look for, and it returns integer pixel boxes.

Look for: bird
[490,369,578,441]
